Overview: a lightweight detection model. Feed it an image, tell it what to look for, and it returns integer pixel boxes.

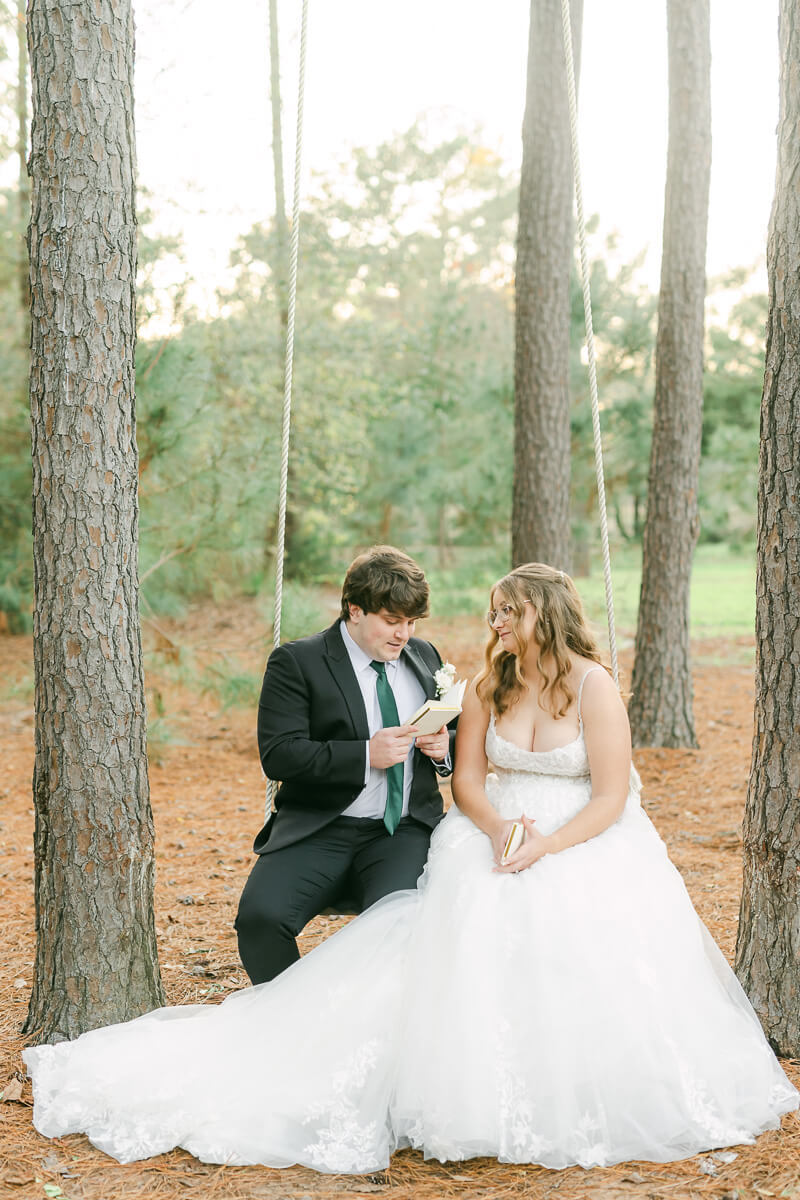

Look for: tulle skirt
[25,796,797,1172]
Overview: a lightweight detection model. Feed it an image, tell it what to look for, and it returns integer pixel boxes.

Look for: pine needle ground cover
[0,602,797,1200]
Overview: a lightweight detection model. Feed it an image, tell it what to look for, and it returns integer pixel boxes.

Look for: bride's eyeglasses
[486,600,530,627]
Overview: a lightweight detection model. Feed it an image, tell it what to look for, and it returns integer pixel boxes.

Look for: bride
[25,563,797,1173]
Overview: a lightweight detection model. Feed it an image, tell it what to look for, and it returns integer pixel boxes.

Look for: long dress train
[25,684,797,1172]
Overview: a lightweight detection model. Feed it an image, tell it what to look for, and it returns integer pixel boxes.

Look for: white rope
[266,0,309,817]
[559,0,619,687]
[261,1,616,823]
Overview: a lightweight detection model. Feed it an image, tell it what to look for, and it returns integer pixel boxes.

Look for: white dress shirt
[339,620,427,820]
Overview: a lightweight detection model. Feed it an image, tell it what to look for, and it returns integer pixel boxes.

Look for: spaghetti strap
[577,665,605,728]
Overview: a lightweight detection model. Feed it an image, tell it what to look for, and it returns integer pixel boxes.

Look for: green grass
[578,560,641,642]
[687,546,756,636]
[145,715,184,765]
[0,668,34,704]
[200,665,263,710]
[267,580,333,643]
[580,543,755,641]
[418,542,756,644]
[424,546,511,619]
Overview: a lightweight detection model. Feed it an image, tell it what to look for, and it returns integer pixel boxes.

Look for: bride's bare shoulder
[570,657,610,683]
[575,663,627,726]
[463,674,489,714]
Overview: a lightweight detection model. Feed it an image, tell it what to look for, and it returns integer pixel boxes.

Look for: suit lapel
[322,621,370,740]
[402,643,437,700]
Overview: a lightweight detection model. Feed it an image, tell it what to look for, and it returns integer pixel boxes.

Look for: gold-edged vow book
[501,821,526,863]
[408,679,466,736]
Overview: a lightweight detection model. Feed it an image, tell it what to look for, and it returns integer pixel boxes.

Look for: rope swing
[560,0,619,687]
[272,0,308,656]
[266,0,308,816]
[264,0,619,815]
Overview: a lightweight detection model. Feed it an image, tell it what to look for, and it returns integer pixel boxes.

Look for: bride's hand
[488,818,517,866]
[494,816,551,874]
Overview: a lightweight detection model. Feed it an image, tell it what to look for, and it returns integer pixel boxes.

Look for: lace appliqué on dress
[301,1040,387,1173]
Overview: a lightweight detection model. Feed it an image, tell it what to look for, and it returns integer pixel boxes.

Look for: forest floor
[0,600,798,1200]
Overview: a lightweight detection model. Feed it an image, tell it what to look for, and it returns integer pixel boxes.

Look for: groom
[236,545,455,984]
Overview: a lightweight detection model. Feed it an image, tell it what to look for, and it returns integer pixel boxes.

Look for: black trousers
[235,815,431,985]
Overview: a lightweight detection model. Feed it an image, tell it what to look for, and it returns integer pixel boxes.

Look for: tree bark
[735,0,800,1056]
[628,0,711,748]
[512,0,582,572]
[25,0,163,1043]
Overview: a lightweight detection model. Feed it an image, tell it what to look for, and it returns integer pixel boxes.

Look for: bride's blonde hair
[476,563,605,718]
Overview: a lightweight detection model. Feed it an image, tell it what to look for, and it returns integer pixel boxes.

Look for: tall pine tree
[629,0,711,748]
[512,0,583,571]
[25,0,163,1042]
[735,0,800,1055]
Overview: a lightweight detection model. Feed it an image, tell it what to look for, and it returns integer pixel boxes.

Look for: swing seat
[319,898,360,917]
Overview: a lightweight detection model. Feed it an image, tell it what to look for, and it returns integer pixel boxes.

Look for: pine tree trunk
[25,0,163,1043]
[512,0,582,572]
[628,0,710,748]
[735,0,800,1056]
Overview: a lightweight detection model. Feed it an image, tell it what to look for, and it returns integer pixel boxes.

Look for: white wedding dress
[25,675,797,1173]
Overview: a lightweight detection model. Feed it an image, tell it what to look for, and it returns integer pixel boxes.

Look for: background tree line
[0,117,764,629]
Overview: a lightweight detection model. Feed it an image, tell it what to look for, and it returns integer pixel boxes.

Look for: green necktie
[370,659,403,835]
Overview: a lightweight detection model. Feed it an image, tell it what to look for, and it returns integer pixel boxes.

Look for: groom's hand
[369,725,419,769]
[415,725,450,762]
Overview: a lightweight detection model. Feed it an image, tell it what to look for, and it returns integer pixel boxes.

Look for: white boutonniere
[434,662,456,697]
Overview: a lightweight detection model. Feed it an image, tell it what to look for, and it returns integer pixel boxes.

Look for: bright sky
[133,0,777,311]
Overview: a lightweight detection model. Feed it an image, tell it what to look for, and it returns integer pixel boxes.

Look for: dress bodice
[484,665,602,780]
[479,667,642,833]
[485,716,591,779]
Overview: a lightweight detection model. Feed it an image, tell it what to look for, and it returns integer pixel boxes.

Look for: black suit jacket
[254,621,453,854]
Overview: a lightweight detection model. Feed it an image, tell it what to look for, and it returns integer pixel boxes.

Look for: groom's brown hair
[340,545,430,621]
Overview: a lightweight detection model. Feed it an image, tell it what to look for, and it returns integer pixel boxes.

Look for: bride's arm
[497,668,631,872]
[452,681,514,863]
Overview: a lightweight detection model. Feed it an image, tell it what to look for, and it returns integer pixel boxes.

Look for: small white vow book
[408,679,466,735]
[501,821,525,863]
